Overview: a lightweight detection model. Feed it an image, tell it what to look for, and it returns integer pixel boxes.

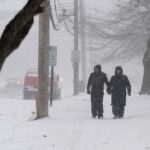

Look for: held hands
[107,87,111,95]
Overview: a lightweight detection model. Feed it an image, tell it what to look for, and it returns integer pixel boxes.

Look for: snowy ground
[0,94,150,150]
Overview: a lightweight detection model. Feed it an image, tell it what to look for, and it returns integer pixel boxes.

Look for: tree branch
[0,0,46,70]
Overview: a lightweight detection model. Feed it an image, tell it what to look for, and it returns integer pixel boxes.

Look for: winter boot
[98,114,103,119]
[113,115,118,119]
[92,115,96,119]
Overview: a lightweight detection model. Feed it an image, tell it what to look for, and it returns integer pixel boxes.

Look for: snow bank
[0,94,150,150]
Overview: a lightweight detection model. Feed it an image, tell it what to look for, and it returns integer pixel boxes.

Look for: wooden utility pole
[74,0,79,95]
[37,0,49,118]
[80,0,87,92]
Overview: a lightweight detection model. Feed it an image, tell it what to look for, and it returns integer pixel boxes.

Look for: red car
[23,68,61,100]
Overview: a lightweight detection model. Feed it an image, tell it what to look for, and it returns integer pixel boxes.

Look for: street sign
[49,46,57,66]
[71,51,81,63]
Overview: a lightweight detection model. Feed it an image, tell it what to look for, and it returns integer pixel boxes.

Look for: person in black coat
[87,65,109,119]
[109,66,131,119]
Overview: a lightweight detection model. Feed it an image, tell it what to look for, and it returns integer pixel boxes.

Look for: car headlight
[60,78,64,82]
[17,81,20,85]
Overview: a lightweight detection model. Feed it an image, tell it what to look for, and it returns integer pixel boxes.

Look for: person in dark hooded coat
[87,65,109,119]
[109,66,131,119]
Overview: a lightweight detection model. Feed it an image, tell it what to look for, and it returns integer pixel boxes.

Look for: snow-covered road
[0,94,150,150]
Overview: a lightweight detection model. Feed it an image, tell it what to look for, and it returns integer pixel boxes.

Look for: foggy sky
[0,0,115,88]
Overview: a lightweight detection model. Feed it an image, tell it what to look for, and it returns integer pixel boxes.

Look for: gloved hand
[128,91,131,96]
[107,88,111,95]
[87,90,91,94]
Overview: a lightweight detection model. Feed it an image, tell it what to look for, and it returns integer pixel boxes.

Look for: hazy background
[0,0,126,94]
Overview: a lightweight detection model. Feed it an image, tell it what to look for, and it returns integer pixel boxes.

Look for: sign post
[49,46,57,106]
[50,66,54,106]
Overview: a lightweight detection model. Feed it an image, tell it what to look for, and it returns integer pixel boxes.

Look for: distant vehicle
[4,78,22,89]
[23,68,61,100]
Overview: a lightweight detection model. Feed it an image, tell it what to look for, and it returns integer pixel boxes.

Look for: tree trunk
[140,38,150,95]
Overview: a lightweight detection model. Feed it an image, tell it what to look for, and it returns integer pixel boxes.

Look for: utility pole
[73,0,79,95]
[37,0,49,118]
[80,0,87,92]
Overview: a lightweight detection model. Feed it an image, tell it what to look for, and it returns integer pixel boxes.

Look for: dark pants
[91,93,104,117]
[112,105,125,117]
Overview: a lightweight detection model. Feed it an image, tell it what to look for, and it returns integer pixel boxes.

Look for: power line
[54,0,74,34]
[48,0,74,34]
[49,0,61,30]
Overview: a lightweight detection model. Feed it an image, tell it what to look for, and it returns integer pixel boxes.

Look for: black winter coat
[110,74,131,106]
[87,72,109,95]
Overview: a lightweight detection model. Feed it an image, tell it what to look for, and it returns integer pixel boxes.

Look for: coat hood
[94,64,101,73]
[115,66,123,75]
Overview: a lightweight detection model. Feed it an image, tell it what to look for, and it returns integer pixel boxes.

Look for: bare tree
[85,0,150,94]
